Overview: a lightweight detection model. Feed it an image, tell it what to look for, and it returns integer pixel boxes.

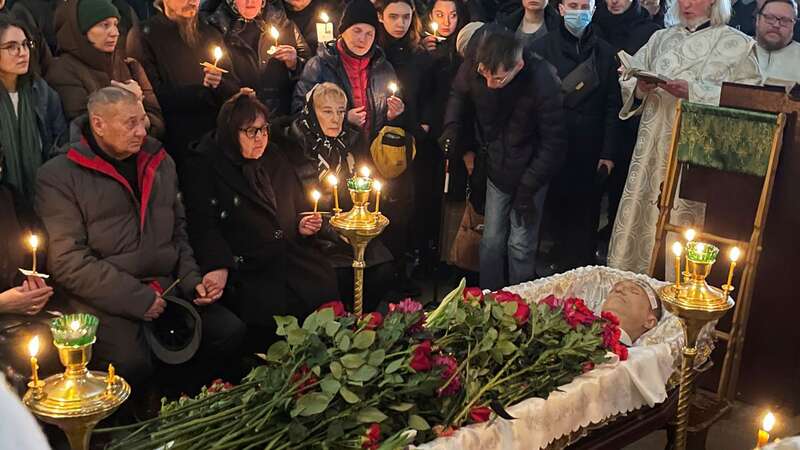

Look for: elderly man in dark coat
[34,87,245,387]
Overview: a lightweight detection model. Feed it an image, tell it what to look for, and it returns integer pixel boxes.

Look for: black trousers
[91,303,246,391]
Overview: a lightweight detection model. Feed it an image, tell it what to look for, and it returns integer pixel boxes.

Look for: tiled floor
[624,402,800,450]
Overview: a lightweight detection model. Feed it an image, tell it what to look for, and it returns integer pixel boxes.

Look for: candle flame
[70,320,80,332]
[695,242,705,254]
[270,26,280,40]
[431,22,439,32]
[213,46,223,61]
[672,241,682,256]
[28,336,40,357]
[28,234,39,250]
[684,228,696,242]
[311,190,321,201]
[763,412,776,432]
[320,11,330,22]
[374,180,382,191]
[730,247,741,262]
[388,82,398,94]
[360,166,371,178]
[326,174,338,186]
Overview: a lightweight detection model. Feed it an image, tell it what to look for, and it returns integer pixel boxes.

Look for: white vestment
[757,41,800,83]
[608,25,762,274]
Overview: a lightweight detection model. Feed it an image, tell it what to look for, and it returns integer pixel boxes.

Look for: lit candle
[212,46,223,68]
[28,336,40,385]
[672,242,682,288]
[757,411,775,447]
[388,82,398,97]
[373,180,382,214]
[270,26,280,48]
[724,247,741,292]
[360,166,371,178]
[683,228,696,270]
[311,190,321,213]
[327,174,339,211]
[28,234,38,273]
[317,12,334,43]
[431,21,439,38]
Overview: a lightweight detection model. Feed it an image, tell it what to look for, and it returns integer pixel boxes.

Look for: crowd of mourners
[1,0,799,430]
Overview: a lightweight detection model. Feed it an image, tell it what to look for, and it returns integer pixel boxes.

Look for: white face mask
[563,9,594,37]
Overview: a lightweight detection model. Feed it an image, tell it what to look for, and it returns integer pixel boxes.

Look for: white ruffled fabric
[415,266,716,450]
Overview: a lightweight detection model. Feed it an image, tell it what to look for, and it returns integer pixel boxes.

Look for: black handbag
[560,52,601,109]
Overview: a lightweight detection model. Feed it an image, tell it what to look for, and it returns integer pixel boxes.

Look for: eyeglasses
[239,125,269,139]
[0,40,35,55]
[759,12,797,28]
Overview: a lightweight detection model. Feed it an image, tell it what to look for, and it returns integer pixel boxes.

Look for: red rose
[469,406,492,423]
[581,361,595,373]
[433,354,462,396]
[563,298,596,328]
[601,312,623,350]
[362,423,381,449]
[492,290,522,303]
[497,296,530,326]
[601,310,620,326]
[463,287,484,302]
[538,294,561,310]
[363,312,383,330]
[317,300,346,317]
[614,343,629,361]
[409,341,433,372]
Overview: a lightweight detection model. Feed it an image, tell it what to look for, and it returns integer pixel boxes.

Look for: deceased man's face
[602,280,658,343]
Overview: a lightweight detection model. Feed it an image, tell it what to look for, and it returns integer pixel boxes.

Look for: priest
[607,0,762,273]
[755,0,800,82]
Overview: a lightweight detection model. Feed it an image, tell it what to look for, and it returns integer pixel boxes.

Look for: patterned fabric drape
[677,102,779,177]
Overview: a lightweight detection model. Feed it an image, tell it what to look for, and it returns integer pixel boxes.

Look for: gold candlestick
[373,180,382,214]
[672,241,682,288]
[659,241,734,450]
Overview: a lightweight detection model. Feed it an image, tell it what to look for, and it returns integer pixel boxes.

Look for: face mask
[563,9,593,37]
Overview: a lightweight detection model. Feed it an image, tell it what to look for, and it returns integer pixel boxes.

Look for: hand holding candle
[270,25,280,50]
[388,82,398,97]
[431,21,439,38]
[757,411,775,447]
[311,190,321,213]
[672,242,682,288]
[373,180,382,214]
[327,174,340,211]
[200,46,229,74]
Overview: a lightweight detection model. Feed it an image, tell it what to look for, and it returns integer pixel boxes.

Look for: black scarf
[218,133,278,213]
[296,92,352,182]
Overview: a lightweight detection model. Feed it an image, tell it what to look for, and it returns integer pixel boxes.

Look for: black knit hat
[339,0,379,34]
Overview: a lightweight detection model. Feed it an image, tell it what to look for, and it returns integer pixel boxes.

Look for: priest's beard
[174,15,201,47]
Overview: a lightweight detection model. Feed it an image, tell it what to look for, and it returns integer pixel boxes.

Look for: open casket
[414,266,717,450]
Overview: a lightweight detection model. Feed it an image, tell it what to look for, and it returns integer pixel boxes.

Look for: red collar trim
[66,148,134,195]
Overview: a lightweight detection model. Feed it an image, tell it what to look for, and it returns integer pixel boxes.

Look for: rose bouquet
[101,281,627,449]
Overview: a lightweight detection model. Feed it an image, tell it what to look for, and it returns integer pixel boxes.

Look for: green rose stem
[451,353,521,425]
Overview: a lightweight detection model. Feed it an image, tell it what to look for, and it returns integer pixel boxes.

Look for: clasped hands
[144,268,229,321]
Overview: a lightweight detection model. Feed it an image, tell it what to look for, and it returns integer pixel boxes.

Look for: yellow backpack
[369,126,416,179]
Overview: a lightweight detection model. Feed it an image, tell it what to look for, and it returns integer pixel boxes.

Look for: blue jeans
[479,179,548,291]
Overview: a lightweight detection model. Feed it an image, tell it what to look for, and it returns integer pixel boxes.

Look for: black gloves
[512,184,538,226]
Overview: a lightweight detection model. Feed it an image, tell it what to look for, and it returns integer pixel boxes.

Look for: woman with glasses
[182,89,338,349]
[0,16,66,203]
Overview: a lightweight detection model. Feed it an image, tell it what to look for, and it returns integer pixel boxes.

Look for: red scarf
[337,39,371,131]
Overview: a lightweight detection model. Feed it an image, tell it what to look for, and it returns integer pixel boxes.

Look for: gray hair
[87,86,139,116]
[665,0,732,27]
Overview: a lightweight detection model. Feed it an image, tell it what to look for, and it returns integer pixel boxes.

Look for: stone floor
[623,401,800,450]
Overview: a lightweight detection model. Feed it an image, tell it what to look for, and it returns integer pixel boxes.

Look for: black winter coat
[127,12,239,164]
[283,0,340,53]
[182,132,339,327]
[496,5,562,45]
[442,50,567,200]
[292,41,397,156]
[592,0,661,56]
[380,33,432,142]
[528,23,623,164]
[204,1,311,117]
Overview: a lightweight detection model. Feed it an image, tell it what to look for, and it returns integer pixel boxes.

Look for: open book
[617,50,671,85]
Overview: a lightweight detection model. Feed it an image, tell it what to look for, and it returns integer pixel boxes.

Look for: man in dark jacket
[441,28,566,290]
[282,0,339,51]
[203,0,311,117]
[127,0,240,165]
[496,0,561,46]
[529,0,624,271]
[34,87,245,387]
[592,0,660,254]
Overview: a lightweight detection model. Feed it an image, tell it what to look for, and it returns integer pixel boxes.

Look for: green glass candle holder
[347,176,373,192]
[685,242,719,264]
[50,314,99,347]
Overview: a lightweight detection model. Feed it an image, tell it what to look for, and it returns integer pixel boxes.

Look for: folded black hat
[144,296,201,365]
[339,0,379,35]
